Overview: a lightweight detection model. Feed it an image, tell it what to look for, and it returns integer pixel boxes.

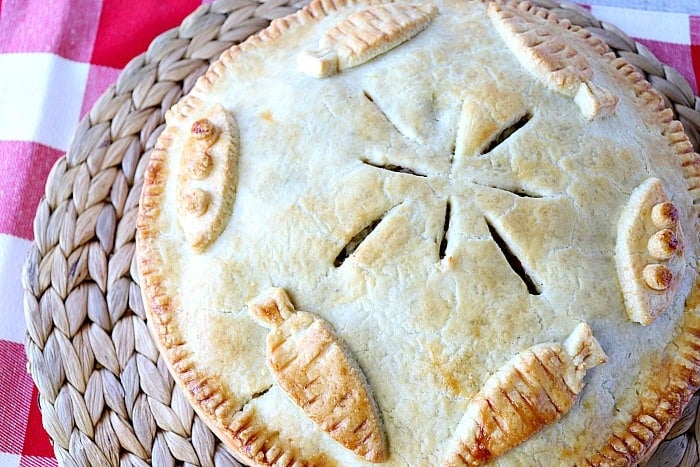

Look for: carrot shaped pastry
[487,1,618,120]
[444,322,607,466]
[299,3,437,78]
[248,288,387,462]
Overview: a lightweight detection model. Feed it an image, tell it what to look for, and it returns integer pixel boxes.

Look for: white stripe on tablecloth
[0,234,31,344]
[588,5,690,44]
[0,452,21,467]
[0,53,88,151]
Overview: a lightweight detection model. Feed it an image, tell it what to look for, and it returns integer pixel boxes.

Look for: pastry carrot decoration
[444,323,607,466]
[298,3,437,78]
[249,288,387,462]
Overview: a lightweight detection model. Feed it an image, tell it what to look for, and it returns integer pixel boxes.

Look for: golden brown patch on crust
[259,110,274,123]
[427,342,466,398]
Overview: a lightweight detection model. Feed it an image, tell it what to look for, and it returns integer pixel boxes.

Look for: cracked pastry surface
[136,0,700,465]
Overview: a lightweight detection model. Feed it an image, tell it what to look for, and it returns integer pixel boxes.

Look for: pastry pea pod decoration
[299,3,437,78]
[248,288,387,462]
[616,177,686,325]
[444,323,607,466]
[176,103,238,252]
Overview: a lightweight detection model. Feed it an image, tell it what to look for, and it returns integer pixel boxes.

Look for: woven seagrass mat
[20,0,700,465]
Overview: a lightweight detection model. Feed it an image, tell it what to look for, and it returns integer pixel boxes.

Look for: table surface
[1,0,699,465]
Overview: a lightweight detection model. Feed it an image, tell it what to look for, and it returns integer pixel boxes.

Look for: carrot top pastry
[248,288,387,462]
[444,323,607,466]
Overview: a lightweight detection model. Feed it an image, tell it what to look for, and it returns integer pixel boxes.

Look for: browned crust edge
[136,0,700,465]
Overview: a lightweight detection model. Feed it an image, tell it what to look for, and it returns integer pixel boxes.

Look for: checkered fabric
[0,2,204,465]
[0,1,698,465]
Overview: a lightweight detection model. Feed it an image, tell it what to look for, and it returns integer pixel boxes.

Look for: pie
[135,0,700,464]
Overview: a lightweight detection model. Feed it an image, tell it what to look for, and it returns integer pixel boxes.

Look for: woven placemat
[21,0,700,465]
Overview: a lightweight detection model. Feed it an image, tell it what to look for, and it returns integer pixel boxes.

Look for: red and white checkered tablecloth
[1,1,699,465]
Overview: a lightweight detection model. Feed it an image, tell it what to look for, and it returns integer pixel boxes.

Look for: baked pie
[136,0,700,464]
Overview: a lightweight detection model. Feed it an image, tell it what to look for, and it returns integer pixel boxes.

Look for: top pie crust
[136,0,700,465]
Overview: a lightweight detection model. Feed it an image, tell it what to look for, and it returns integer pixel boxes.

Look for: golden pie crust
[136,0,700,464]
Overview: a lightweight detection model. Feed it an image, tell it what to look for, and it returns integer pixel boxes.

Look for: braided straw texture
[21,0,700,465]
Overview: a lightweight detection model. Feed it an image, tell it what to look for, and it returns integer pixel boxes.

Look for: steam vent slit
[482,113,531,154]
[239,384,273,412]
[485,184,543,199]
[508,188,541,199]
[473,181,543,199]
[439,199,451,260]
[334,216,384,267]
[362,90,410,140]
[486,218,542,295]
[361,158,426,177]
[251,385,272,401]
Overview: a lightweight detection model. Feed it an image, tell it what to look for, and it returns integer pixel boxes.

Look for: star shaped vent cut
[332,87,558,297]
